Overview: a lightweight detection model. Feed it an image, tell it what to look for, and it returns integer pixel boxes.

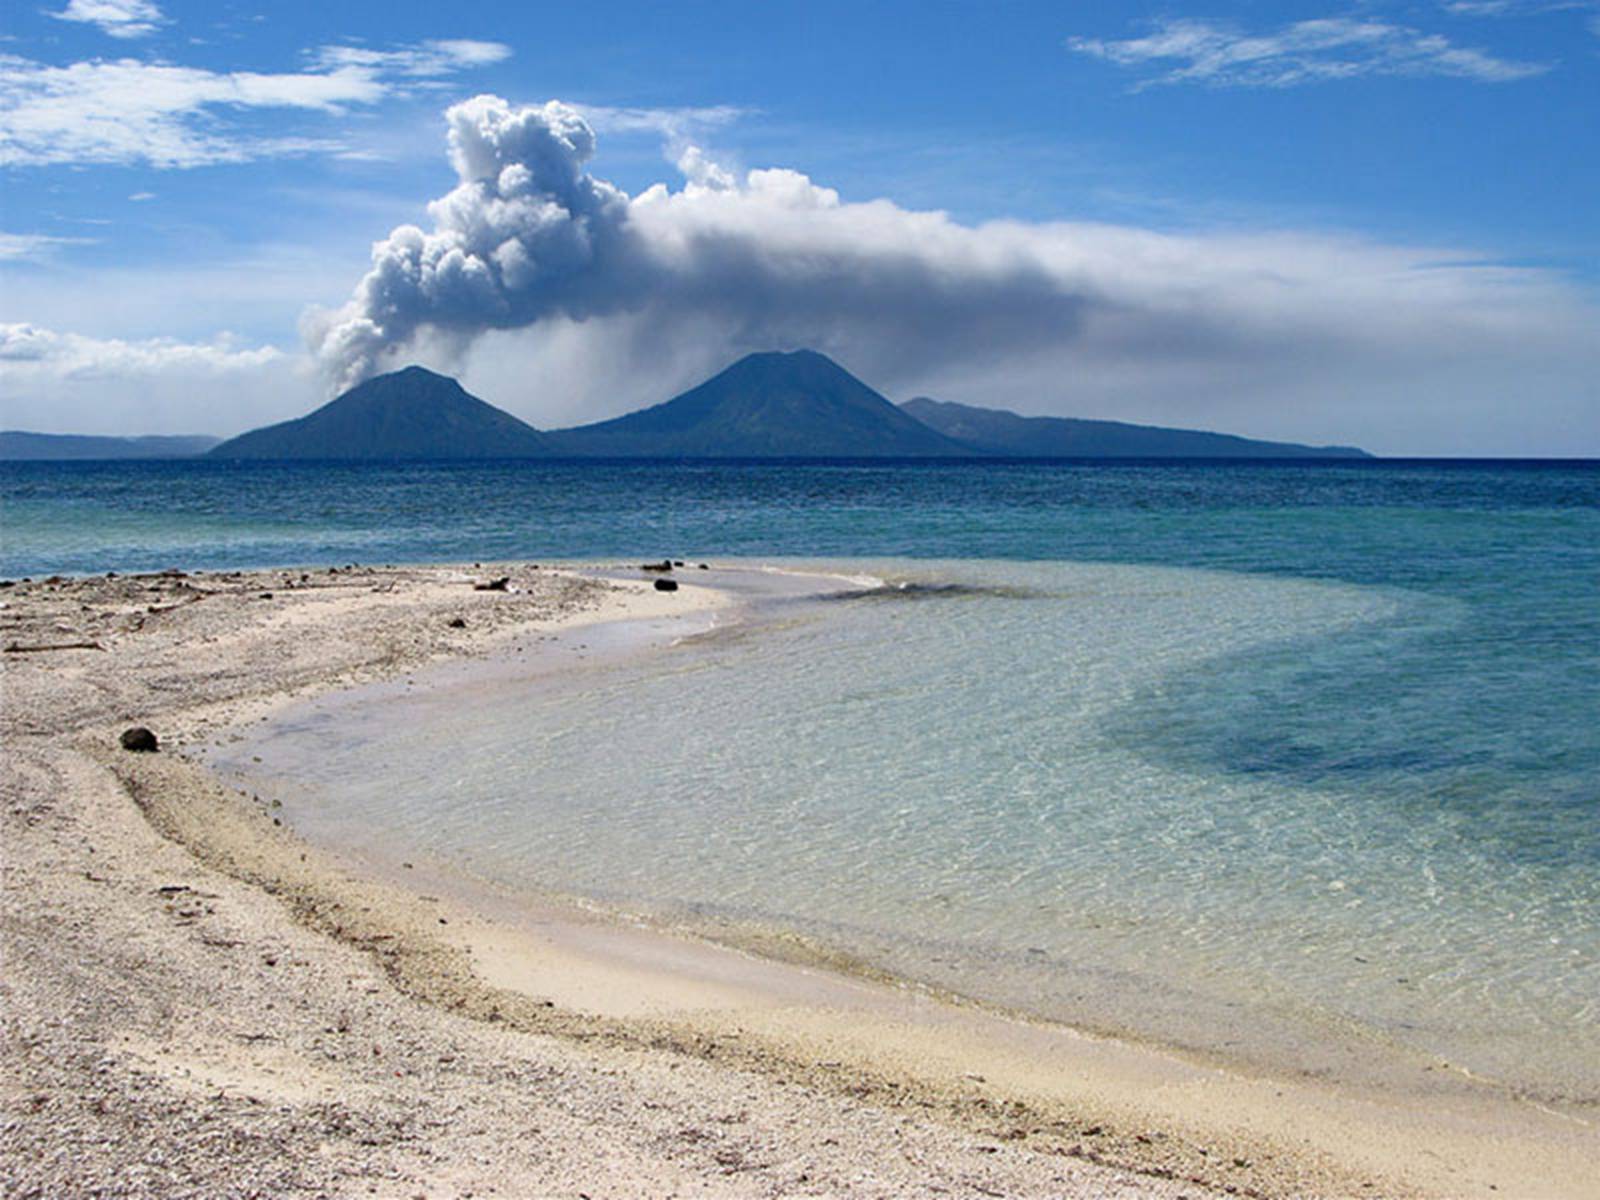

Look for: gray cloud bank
[305,95,1597,453]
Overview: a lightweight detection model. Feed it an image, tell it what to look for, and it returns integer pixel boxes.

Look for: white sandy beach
[2,562,1595,1199]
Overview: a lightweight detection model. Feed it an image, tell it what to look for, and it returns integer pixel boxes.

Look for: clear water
[7,458,1596,1103]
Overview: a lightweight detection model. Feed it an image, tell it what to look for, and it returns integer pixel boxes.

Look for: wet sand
[2,562,1593,1198]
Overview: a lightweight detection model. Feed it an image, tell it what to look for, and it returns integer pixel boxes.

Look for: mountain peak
[722,348,848,379]
[210,365,550,461]
[545,349,971,458]
[386,364,455,382]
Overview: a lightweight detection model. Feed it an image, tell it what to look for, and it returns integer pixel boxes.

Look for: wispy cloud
[307,39,511,78]
[0,232,97,262]
[0,39,511,168]
[49,0,165,40]
[575,102,750,177]
[576,103,746,141]
[1068,16,1550,88]
[1439,1,1597,15]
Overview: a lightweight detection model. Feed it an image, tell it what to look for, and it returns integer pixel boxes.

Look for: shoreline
[3,561,1594,1198]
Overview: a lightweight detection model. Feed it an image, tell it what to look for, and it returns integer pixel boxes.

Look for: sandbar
[2,562,1593,1198]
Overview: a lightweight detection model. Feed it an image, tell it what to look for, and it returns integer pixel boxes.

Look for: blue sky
[2,0,1596,452]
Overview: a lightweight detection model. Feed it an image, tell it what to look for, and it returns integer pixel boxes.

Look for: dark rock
[654,578,679,592]
[640,560,673,572]
[447,617,467,628]
[120,727,159,753]
[673,560,685,567]
[698,563,709,570]
[474,577,510,592]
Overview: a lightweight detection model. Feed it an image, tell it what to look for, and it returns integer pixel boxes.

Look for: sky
[1,0,1596,454]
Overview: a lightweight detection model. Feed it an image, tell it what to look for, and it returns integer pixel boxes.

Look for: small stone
[654,578,679,592]
[119,727,159,753]
[447,617,467,628]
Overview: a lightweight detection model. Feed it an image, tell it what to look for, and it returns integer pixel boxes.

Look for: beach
[2,562,1595,1199]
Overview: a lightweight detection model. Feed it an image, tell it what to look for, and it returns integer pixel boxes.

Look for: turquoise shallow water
[7,458,1597,1101]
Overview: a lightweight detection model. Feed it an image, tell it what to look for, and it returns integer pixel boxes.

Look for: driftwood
[4,640,105,653]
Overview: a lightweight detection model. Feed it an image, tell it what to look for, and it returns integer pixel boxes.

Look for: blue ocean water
[7,458,1597,1100]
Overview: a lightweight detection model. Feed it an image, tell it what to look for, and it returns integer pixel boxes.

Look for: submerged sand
[1,563,1593,1198]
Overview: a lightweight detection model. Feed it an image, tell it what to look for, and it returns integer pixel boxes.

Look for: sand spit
[1,564,1591,1198]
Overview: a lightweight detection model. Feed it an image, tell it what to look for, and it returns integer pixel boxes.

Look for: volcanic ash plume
[308,96,631,390]
[307,92,1593,434]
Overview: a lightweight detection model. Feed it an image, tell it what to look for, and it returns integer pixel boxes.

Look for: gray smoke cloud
[309,97,631,387]
[308,93,1111,392]
[307,93,1597,453]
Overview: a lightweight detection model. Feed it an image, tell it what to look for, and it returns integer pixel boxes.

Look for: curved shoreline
[3,560,1594,1198]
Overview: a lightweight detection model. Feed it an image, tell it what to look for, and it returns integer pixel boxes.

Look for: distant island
[0,432,222,461]
[4,350,1371,461]
[901,396,1368,459]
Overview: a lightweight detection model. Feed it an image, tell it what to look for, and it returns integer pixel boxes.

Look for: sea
[4,457,1596,1107]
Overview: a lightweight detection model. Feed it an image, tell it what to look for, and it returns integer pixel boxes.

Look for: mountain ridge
[0,432,223,461]
[901,396,1370,459]
[7,354,1373,461]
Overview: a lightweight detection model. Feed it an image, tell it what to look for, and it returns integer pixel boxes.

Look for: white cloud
[0,323,303,435]
[1068,16,1549,88]
[50,0,165,40]
[0,39,509,168]
[0,232,96,261]
[0,322,282,375]
[307,39,511,78]
[305,95,1599,454]
[1440,1,1598,15]
[576,102,746,142]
